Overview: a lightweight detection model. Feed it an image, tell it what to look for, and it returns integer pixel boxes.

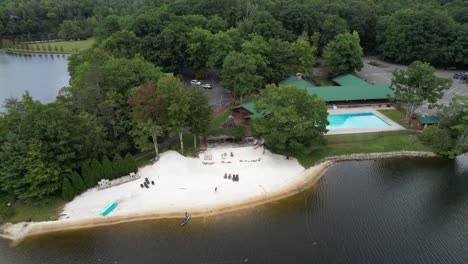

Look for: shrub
[418,126,454,154]
[124,153,137,174]
[69,171,86,194]
[102,157,113,180]
[62,178,75,201]
[0,193,15,219]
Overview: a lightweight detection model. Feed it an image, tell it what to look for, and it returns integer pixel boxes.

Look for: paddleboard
[180,214,191,226]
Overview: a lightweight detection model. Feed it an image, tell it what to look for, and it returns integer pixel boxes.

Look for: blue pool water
[327,112,390,130]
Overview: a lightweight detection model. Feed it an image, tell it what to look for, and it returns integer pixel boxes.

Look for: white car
[190,80,201,85]
[201,83,212,89]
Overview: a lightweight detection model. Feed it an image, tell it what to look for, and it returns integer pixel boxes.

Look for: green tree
[60,46,64,52]
[112,154,124,178]
[0,132,28,197]
[187,88,211,149]
[292,33,317,77]
[376,8,460,65]
[102,157,113,180]
[47,44,52,51]
[90,159,102,183]
[253,84,329,153]
[102,30,138,58]
[81,160,94,188]
[124,153,137,174]
[19,139,62,202]
[419,126,454,154]
[157,77,191,154]
[62,178,75,201]
[323,31,364,76]
[437,95,468,157]
[391,61,452,122]
[54,45,58,52]
[222,51,263,103]
[68,171,86,194]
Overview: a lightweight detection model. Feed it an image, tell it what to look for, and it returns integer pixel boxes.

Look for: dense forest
[0,0,467,210]
[1,0,467,65]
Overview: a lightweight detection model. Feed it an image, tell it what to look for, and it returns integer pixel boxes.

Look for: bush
[90,159,103,183]
[61,178,75,201]
[368,60,380,66]
[102,157,113,179]
[418,126,454,154]
[69,171,86,194]
[0,193,15,219]
[123,153,137,174]
[81,160,94,188]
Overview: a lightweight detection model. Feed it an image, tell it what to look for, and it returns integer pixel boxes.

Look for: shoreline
[0,151,440,245]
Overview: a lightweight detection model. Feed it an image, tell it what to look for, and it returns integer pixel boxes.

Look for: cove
[1,155,467,264]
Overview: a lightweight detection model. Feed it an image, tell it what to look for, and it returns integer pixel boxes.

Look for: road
[357,56,468,115]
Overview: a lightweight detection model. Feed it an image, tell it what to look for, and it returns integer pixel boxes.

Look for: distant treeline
[1,0,467,66]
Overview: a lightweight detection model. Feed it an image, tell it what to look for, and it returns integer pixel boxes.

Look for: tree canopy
[253,84,329,153]
[390,61,452,122]
[323,32,363,76]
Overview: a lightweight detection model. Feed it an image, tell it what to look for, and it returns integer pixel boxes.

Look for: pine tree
[54,45,58,52]
[62,178,75,201]
[41,45,46,51]
[69,171,86,194]
[81,160,94,188]
[47,44,52,51]
[102,157,113,179]
[90,159,103,183]
[124,153,137,175]
[112,154,124,178]
[60,46,64,52]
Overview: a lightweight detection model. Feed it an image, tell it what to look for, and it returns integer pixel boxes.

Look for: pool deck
[326,107,406,135]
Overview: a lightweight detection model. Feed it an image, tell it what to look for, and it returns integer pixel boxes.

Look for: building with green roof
[279,74,394,102]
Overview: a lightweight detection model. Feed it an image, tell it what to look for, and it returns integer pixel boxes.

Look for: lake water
[1,155,467,263]
[0,52,69,111]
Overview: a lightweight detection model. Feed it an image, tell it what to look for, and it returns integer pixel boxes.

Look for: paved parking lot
[357,56,468,115]
[183,69,231,108]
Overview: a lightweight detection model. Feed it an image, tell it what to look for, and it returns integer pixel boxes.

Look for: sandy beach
[0,147,438,244]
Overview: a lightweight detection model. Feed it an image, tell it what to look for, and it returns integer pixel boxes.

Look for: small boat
[180,214,191,226]
[101,202,118,216]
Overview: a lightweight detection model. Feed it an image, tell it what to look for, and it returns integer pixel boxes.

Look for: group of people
[140,177,155,189]
[224,173,239,182]
[221,152,234,159]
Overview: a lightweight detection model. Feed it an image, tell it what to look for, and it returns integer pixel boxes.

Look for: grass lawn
[28,39,94,53]
[378,109,412,129]
[5,198,66,224]
[293,130,432,168]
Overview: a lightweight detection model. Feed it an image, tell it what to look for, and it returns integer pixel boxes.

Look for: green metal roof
[232,101,270,119]
[417,116,439,125]
[333,74,370,86]
[279,74,394,102]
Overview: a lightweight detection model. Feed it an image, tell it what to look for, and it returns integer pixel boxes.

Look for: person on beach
[185,211,188,217]
[215,186,218,192]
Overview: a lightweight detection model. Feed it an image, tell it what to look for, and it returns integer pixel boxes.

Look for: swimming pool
[327,112,390,130]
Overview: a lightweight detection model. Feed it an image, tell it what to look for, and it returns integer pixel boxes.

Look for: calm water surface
[0,52,69,110]
[1,156,467,264]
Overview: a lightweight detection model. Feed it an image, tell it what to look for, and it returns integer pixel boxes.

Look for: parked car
[190,80,201,85]
[201,83,212,89]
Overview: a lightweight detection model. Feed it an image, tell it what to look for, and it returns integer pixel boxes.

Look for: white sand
[60,146,304,220]
[0,148,438,243]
